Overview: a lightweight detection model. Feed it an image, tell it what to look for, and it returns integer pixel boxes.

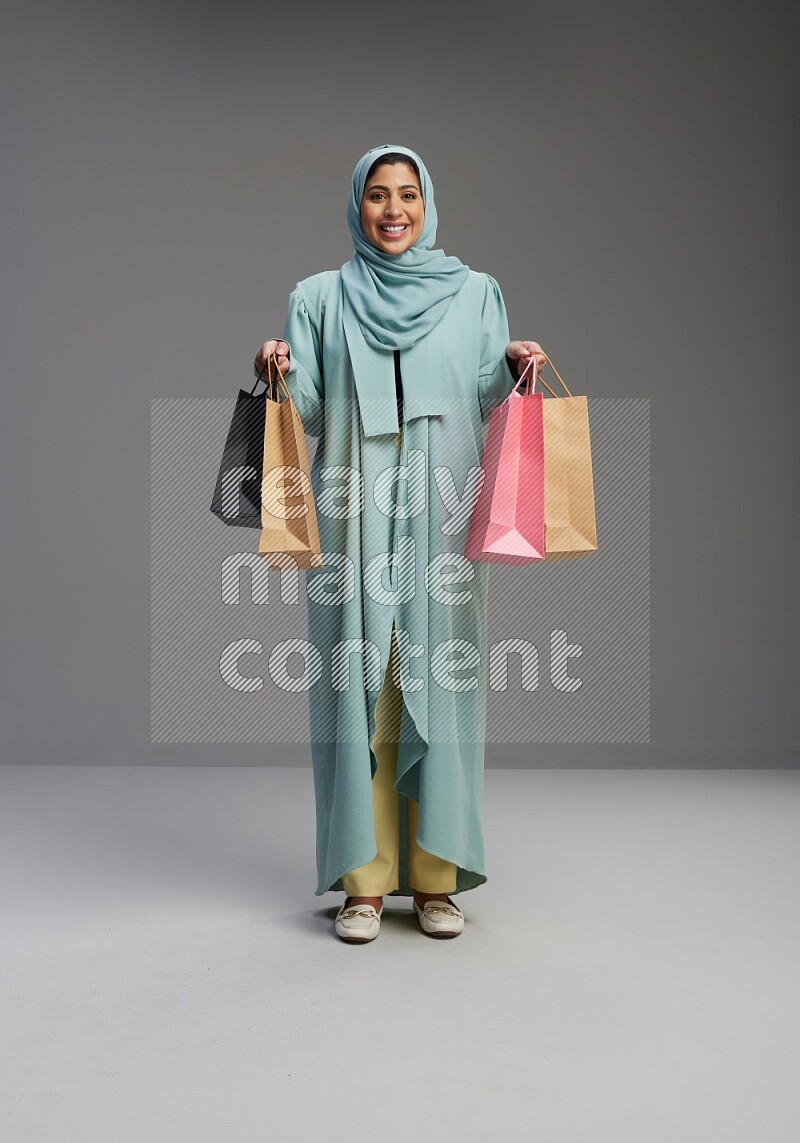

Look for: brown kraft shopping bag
[535,353,599,562]
[257,354,325,570]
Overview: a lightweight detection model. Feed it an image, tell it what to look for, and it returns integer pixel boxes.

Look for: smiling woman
[252,142,546,942]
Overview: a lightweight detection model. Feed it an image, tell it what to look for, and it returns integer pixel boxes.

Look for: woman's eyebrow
[366,183,420,192]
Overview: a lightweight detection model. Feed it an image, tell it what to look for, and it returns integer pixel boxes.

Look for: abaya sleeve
[280,281,325,438]
[477,272,517,418]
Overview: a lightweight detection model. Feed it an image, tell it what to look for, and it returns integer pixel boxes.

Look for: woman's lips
[379,225,409,239]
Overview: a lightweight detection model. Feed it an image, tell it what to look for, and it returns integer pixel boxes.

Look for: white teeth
[381,225,407,232]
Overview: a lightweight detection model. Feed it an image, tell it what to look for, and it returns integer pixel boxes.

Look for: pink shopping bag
[465,356,546,565]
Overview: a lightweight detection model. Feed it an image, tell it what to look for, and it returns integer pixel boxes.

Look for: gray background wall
[2,0,797,766]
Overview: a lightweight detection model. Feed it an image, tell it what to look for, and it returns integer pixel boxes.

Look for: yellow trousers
[341,618,458,897]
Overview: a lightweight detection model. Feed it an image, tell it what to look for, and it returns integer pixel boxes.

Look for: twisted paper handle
[251,350,292,402]
[510,351,573,400]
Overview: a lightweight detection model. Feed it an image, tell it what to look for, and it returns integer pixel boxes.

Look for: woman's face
[359,161,424,254]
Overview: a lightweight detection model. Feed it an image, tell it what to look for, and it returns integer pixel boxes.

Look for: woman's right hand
[254,339,291,379]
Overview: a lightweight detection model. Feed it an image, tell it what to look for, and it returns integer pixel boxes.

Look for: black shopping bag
[209,360,274,528]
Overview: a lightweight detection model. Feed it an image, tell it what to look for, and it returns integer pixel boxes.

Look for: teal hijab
[340,143,471,351]
[339,144,472,436]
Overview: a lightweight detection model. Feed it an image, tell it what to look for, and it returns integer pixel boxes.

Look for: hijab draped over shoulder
[339,143,472,435]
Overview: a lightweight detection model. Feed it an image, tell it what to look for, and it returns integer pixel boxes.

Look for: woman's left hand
[506,340,547,378]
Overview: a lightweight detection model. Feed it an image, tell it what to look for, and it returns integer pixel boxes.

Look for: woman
[255,143,545,943]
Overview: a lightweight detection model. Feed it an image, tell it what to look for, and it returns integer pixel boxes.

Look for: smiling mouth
[379,224,410,236]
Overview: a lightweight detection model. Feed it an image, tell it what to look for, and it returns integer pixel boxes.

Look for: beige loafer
[413,895,464,938]
[334,897,383,943]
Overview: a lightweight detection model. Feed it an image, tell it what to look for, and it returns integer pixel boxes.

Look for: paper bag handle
[510,351,573,399]
[251,352,292,403]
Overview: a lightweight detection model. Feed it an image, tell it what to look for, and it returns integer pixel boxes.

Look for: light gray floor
[0,765,798,1142]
